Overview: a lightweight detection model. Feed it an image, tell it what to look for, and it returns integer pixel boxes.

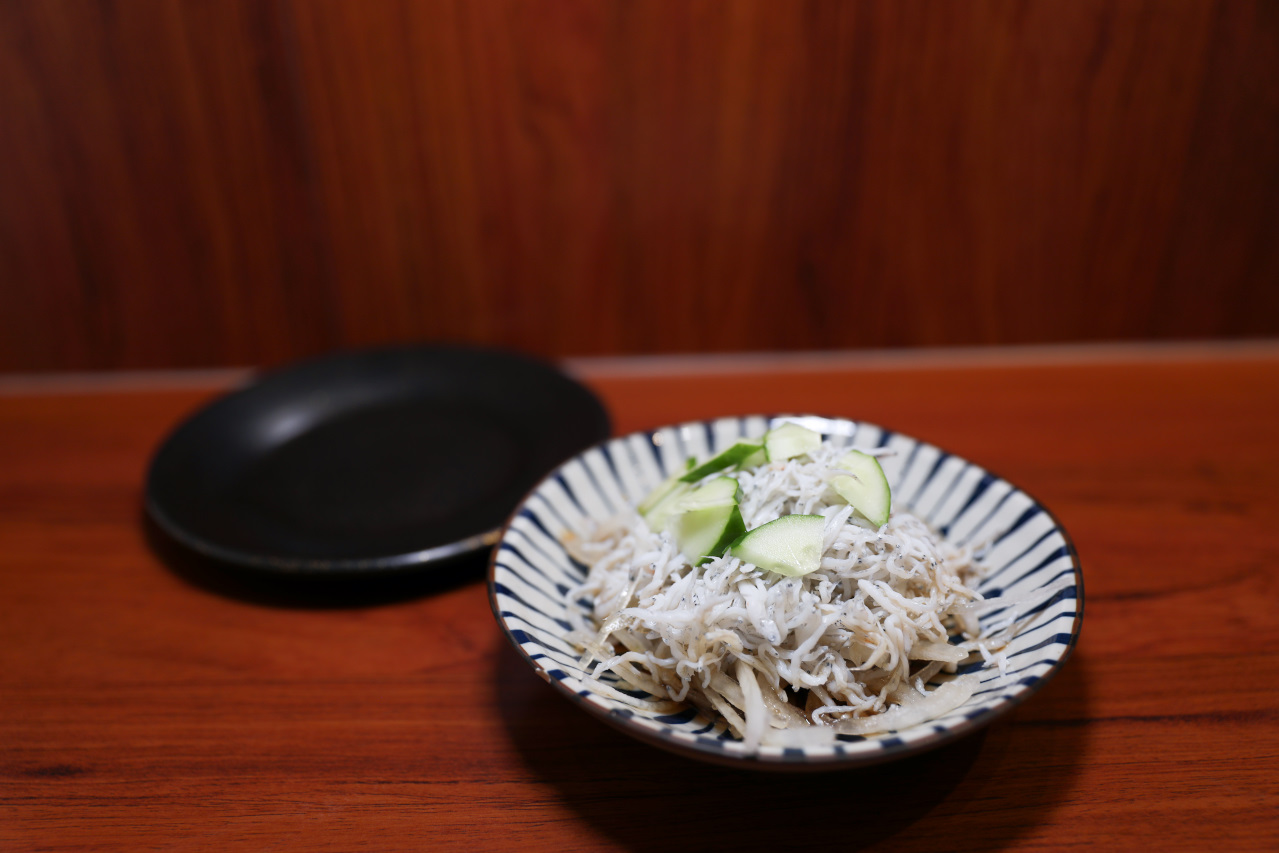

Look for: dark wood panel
[0,0,334,369]
[1,1,1277,371]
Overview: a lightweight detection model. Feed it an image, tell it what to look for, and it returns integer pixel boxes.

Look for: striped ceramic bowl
[488,415,1083,770]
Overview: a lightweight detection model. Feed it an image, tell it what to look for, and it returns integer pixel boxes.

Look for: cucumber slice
[642,483,692,532]
[638,469,684,516]
[672,476,741,512]
[729,514,825,577]
[679,441,764,483]
[764,423,822,462]
[830,449,891,528]
[675,504,747,565]
[736,447,768,470]
[637,456,699,514]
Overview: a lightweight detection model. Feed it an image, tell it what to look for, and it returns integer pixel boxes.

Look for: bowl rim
[488,414,1085,769]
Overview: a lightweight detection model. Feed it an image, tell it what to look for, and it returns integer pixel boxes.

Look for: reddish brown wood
[2,1,1278,371]
[1,345,1277,850]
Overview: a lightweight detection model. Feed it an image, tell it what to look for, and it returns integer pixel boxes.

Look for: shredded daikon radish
[566,441,1000,745]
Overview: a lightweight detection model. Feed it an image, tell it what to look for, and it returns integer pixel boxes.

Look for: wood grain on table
[1,345,1277,851]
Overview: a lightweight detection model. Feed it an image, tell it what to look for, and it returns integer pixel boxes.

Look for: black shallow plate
[146,345,610,574]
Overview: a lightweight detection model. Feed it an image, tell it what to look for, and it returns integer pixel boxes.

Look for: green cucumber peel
[680,441,764,483]
[676,504,747,566]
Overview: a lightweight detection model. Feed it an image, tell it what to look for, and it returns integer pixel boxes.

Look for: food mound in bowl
[565,422,1038,750]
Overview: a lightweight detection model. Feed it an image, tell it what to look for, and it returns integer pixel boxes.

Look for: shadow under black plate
[146,345,610,574]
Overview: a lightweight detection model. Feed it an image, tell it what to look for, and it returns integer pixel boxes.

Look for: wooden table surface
[2,344,1277,851]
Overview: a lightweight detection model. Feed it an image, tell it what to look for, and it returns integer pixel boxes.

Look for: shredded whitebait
[566,442,998,750]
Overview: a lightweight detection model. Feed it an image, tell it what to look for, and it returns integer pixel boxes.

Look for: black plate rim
[144,344,610,575]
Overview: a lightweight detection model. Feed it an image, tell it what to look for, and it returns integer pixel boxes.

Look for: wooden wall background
[1,0,1277,372]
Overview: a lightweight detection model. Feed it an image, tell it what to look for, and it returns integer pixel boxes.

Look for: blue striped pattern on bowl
[488,415,1083,770]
